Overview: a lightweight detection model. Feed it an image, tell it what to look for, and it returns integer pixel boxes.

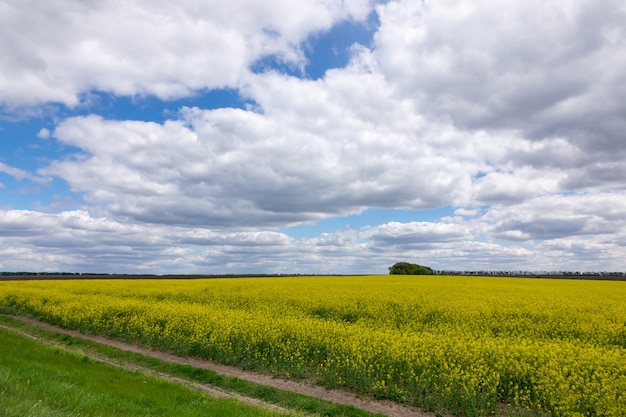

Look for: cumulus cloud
[4,206,623,273]
[372,0,626,159]
[483,192,626,241]
[363,221,474,249]
[0,0,372,107]
[0,209,364,273]
[40,68,491,228]
[36,128,51,139]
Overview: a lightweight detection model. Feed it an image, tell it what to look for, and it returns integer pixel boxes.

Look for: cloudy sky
[1,0,625,274]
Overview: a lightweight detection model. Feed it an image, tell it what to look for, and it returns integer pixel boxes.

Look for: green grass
[0,323,292,417]
[0,316,383,417]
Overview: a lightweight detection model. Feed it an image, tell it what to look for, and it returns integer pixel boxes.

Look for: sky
[1,0,625,274]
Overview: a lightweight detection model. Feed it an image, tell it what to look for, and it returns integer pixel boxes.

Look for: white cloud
[0,162,50,184]
[470,167,566,205]
[0,0,373,107]
[1,200,625,274]
[40,67,491,228]
[36,128,51,139]
[483,192,626,241]
[372,0,626,156]
[362,221,474,247]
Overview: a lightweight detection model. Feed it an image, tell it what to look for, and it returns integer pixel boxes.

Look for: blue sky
[1,0,625,274]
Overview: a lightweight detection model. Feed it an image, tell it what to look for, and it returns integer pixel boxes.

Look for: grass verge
[0,315,384,417]
[0,325,293,417]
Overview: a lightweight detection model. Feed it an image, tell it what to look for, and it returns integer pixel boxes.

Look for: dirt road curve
[4,315,435,417]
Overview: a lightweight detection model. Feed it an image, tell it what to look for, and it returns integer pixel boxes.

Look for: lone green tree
[388,262,435,275]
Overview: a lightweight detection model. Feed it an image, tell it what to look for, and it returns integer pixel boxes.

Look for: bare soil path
[2,315,435,417]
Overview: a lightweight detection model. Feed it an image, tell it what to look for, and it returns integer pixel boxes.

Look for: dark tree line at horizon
[1,269,624,278]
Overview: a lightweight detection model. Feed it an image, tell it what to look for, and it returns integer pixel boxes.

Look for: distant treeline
[1,271,84,276]
[1,270,625,280]
[438,270,626,278]
[0,272,343,280]
[0,272,331,277]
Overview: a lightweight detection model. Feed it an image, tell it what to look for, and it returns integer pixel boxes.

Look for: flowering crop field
[1,275,625,417]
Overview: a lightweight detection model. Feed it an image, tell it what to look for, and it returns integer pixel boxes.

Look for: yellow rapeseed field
[1,275,625,417]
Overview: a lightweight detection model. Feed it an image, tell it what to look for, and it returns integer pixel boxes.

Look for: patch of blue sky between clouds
[78,88,248,123]
[1,115,83,210]
[279,206,456,238]
[0,178,79,212]
[1,123,58,180]
[251,11,379,80]
[0,123,62,212]
[304,11,379,79]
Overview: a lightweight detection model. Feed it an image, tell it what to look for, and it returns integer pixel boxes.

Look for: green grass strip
[0,324,290,417]
[0,315,384,417]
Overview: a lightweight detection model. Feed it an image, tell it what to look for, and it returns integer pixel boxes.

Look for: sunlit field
[1,275,625,417]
